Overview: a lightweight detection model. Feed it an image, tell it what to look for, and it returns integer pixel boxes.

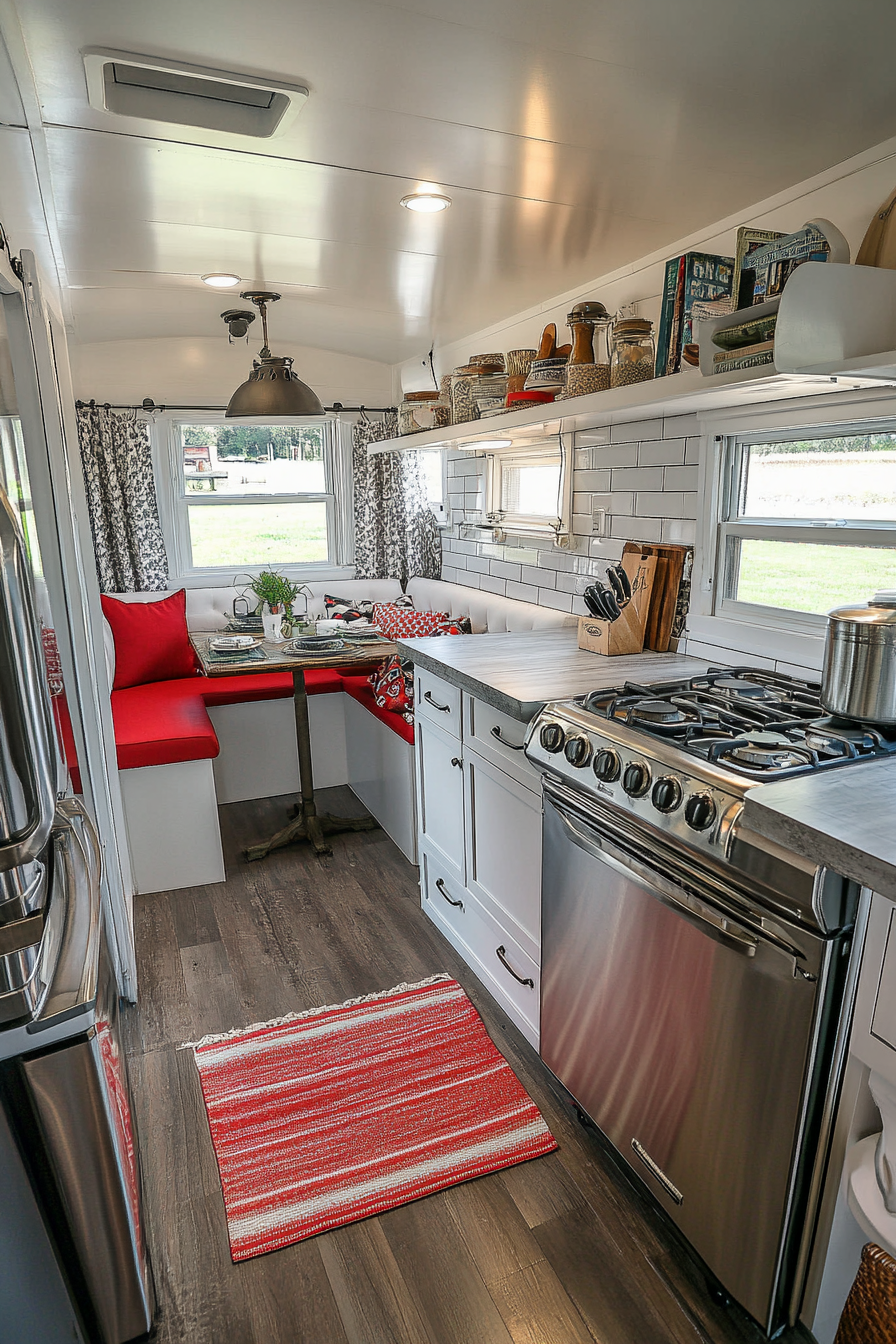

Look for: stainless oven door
[540,782,837,1334]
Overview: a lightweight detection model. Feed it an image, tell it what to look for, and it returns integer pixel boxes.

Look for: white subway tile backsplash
[443,419,701,619]
[636,491,685,518]
[610,417,664,444]
[610,515,663,542]
[662,412,701,438]
[490,559,522,581]
[661,518,697,544]
[664,465,699,491]
[465,555,491,574]
[776,658,823,679]
[638,438,686,466]
[592,443,638,468]
[610,466,664,491]
[685,639,776,671]
[506,580,539,603]
[538,588,573,612]
[574,468,612,492]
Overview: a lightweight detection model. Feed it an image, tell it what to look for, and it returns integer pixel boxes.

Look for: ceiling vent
[83,49,308,138]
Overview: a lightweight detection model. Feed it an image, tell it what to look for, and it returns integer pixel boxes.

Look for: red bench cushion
[195,666,344,706]
[111,680,220,770]
[341,675,415,746]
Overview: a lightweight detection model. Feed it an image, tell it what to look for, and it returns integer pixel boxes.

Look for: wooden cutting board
[856,185,896,270]
[623,541,689,652]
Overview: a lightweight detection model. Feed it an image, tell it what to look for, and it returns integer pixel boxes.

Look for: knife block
[577,553,657,655]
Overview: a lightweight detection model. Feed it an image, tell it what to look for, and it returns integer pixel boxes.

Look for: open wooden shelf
[370,263,896,455]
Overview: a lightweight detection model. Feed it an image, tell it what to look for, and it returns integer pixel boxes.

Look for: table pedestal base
[245,807,379,861]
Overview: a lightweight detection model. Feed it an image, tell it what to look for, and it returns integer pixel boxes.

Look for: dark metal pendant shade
[223,289,324,418]
[226,355,324,417]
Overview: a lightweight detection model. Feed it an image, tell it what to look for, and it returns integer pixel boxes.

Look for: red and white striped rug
[186,974,557,1261]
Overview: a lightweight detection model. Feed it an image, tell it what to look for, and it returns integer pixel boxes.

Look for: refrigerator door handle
[28,813,100,1033]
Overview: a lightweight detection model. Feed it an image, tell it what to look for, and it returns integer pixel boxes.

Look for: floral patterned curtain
[76,405,169,593]
[352,412,441,588]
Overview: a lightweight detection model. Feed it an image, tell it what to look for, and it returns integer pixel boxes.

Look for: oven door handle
[553,800,759,958]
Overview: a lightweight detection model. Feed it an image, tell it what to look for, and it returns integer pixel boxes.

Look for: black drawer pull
[435,878,463,910]
[450,756,463,768]
[424,691,451,712]
[490,726,525,751]
[496,945,534,987]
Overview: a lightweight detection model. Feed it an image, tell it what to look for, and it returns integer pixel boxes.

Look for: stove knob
[685,792,716,831]
[593,748,621,782]
[563,736,592,768]
[622,761,651,797]
[540,722,566,754]
[651,776,683,813]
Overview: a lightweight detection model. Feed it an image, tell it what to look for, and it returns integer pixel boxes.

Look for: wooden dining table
[191,632,397,860]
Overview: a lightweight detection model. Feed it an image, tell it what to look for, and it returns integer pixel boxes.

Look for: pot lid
[828,594,896,625]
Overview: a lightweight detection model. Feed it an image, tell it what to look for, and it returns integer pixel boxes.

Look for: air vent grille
[83,49,308,138]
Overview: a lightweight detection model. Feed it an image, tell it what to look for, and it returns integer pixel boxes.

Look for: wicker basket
[835,1242,896,1344]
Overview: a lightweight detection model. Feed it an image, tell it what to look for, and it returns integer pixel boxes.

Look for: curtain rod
[74,398,397,414]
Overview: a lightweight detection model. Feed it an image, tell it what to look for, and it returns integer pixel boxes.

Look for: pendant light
[224,291,324,418]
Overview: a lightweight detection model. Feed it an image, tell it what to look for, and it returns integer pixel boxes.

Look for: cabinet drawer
[416,668,461,730]
[465,695,539,790]
[421,847,539,1048]
[465,747,542,961]
[416,716,465,886]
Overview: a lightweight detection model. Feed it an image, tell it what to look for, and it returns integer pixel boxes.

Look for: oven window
[717,427,896,622]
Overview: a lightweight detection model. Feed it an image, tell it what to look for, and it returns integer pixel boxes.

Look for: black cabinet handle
[496,945,534,987]
[450,756,463,768]
[490,725,525,751]
[435,878,463,910]
[424,691,451,712]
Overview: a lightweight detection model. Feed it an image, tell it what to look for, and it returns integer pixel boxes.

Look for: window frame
[483,436,572,538]
[159,413,354,583]
[417,447,449,526]
[714,419,896,633]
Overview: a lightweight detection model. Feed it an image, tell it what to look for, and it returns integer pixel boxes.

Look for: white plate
[210,635,261,651]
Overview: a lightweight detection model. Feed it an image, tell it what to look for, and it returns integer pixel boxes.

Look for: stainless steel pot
[821,593,896,724]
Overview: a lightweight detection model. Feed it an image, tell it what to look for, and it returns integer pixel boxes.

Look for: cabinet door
[464,747,542,962]
[416,714,465,884]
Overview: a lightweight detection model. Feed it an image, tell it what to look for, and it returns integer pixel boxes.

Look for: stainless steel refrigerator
[0,469,154,1341]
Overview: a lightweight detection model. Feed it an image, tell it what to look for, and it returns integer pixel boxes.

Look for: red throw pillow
[372,603,462,640]
[101,590,198,690]
[368,655,414,722]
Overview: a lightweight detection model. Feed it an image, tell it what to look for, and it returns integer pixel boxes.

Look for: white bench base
[345,697,417,864]
[119,758,225,895]
[208,693,348,805]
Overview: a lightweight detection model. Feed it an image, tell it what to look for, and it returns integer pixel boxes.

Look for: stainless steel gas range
[524,668,881,1337]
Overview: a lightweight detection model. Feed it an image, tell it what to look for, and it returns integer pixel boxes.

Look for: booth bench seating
[105,577,575,895]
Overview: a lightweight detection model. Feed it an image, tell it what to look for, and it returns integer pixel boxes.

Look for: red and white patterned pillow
[369,656,414,722]
[372,603,469,640]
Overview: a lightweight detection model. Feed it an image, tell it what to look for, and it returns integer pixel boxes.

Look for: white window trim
[690,402,896,664]
[483,435,572,538]
[153,412,355,586]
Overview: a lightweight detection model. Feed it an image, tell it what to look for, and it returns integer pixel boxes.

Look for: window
[717,426,896,624]
[484,440,570,536]
[169,420,349,575]
[417,448,448,525]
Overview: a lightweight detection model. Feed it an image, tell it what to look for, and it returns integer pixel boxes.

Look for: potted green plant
[247,571,309,636]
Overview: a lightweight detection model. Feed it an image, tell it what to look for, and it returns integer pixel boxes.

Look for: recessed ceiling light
[400,192,452,213]
[202,272,241,288]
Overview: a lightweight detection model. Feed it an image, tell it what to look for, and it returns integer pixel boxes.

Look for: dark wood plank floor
[123,788,812,1344]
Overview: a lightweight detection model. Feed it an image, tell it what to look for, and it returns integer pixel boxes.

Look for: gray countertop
[396,628,709,722]
[744,758,896,899]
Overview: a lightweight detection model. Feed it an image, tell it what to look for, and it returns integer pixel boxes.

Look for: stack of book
[655,252,735,377]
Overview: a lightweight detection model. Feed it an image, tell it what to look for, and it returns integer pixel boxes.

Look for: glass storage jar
[450,364,482,423]
[398,391,441,435]
[610,318,655,389]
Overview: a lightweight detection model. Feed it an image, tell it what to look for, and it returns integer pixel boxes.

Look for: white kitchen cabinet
[464,746,542,963]
[415,712,465,886]
[415,680,543,1046]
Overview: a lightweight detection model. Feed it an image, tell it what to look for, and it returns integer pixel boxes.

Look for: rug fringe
[178,973,454,1051]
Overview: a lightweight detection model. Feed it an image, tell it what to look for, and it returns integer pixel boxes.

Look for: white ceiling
[4,0,896,365]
